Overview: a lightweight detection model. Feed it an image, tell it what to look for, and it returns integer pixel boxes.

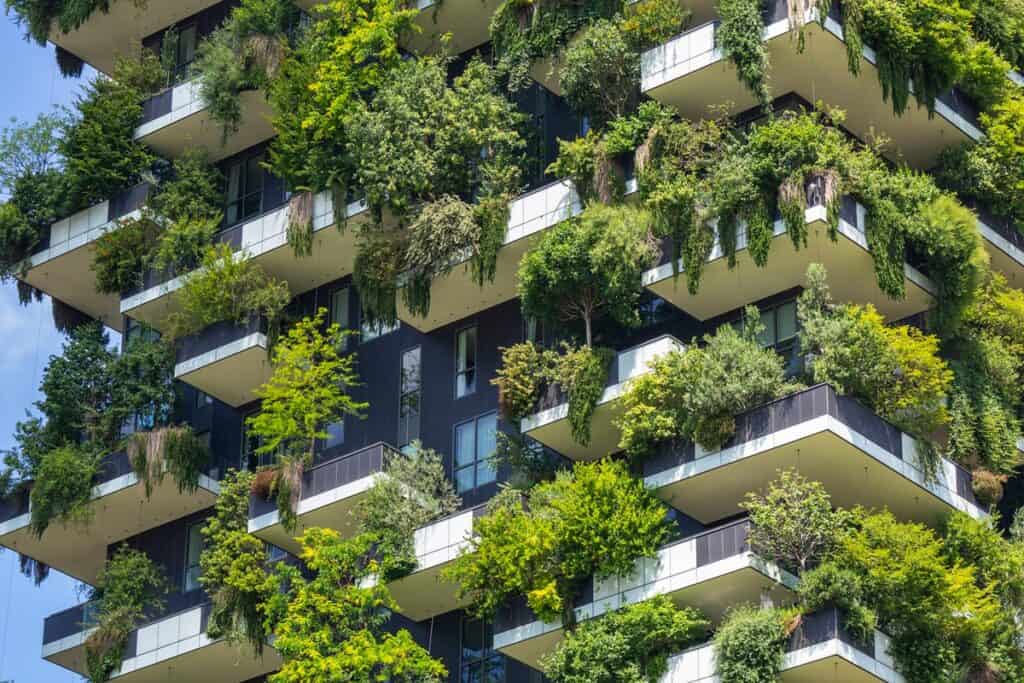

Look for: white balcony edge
[494,549,796,650]
[30,204,142,268]
[1,473,219,537]
[520,334,684,433]
[978,219,1024,268]
[134,80,206,140]
[410,507,475,573]
[641,12,983,141]
[247,472,384,534]
[643,413,985,520]
[174,332,268,378]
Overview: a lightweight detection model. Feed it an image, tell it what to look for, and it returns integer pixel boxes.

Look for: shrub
[519,204,658,347]
[541,597,709,683]
[28,444,99,538]
[971,468,1007,507]
[166,244,291,339]
[798,264,952,449]
[354,443,460,579]
[90,214,161,295]
[150,215,220,276]
[714,605,790,683]
[741,469,845,575]
[493,342,549,420]
[446,459,671,623]
[150,148,224,223]
[797,563,877,645]
[85,546,168,683]
[619,0,691,50]
[617,307,794,458]
[0,202,42,281]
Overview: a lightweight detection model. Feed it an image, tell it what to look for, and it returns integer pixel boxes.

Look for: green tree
[560,20,640,130]
[541,596,708,683]
[714,605,790,683]
[264,528,447,683]
[519,204,657,347]
[446,459,671,623]
[741,469,845,575]
[617,307,794,457]
[0,111,65,198]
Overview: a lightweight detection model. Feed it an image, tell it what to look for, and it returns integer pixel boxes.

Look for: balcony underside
[643,213,933,322]
[522,384,630,462]
[49,0,222,75]
[135,90,275,163]
[46,628,280,683]
[497,559,794,670]
[644,18,979,169]
[175,335,271,407]
[248,476,380,556]
[389,562,468,622]
[22,241,124,331]
[122,197,365,332]
[648,423,974,528]
[1,474,217,585]
[980,223,1024,288]
[783,654,887,683]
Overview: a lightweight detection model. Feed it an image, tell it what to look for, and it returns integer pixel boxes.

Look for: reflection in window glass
[184,522,204,591]
[456,326,477,398]
[461,618,505,683]
[399,347,421,448]
[454,413,498,493]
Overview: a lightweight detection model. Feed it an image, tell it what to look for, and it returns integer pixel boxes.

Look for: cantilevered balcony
[972,204,1024,287]
[521,334,684,461]
[641,192,935,322]
[20,182,151,332]
[48,0,224,76]
[388,504,485,621]
[0,453,219,585]
[396,178,583,332]
[493,518,797,669]
[642,1,982,169]
[135,80,275,163]
[122,191,368,331]
[174,316,270,407]
[248,443,394,554]
[42,593,280,682]
[643,384,984,528]
[661,607,904,682]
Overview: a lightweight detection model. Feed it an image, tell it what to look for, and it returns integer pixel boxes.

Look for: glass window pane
[402,348,421,394]
[476,459,496,486]
[226,164,241,203]
[330,288,349,328]
[482,657,505,683]
[758,308,776,346]
[455,423,475,467]
[324,420,344,449]
[777,301,797,341]
[243,192,262,220]
[226,201,239,226]
[245,156,263,193]
[477,414,496,461]
[178,25,197,66]
[456,466,475,493]
[462,619,484,661]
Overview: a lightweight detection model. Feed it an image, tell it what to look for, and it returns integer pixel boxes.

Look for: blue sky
[0,14,94,683]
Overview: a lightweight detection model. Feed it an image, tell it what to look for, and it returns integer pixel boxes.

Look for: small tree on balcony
[264,529,447,683]
[246,308,368,530]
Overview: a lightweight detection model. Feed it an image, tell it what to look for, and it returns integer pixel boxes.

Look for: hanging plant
[716,0,772,109]
[286,190,314,258]
[127,426,211,498]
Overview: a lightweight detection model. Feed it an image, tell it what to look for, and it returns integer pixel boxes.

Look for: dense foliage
[446,459,671,623]
[617,307,795,458]
[519,204,658,347]
[199,470,276,655]
[247,309,367,528]
[264,529,447,682]
[714,604,791,683]
[717,0,772,109]
[798,264,953,473]
[354,443,460,577]
[193,0,300,140]
[165,244,290,339]
[127,425,211,497]
[541,597,708,683]
[85,546,168,683]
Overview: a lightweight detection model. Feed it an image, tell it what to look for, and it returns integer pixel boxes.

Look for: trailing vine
[127,426,211,497]
[717,0,772,109]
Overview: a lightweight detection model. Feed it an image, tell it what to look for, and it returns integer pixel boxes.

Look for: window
[323,419,344,450]
[330,287,350,329]
[456,326,477,398]
[242,415,276,470]
[731,299,800,370]
[194,389,213,410]
[399,347,421,448]
[361,318,399,343]
[183,522,204,592]
[225,151,265,227]
[454,413,497,494]
[164,24,197,83]
[461,617,505,683]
